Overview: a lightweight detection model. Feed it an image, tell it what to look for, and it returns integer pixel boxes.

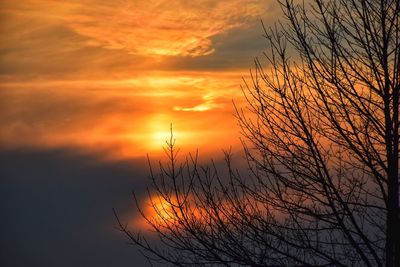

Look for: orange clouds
[1,0,267,58]
[1,0,272,80]
[64,0,266,57]
[0,72,244,160]
[0,1,269,162]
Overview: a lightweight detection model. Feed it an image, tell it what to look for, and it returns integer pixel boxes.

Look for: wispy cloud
[64,0,267,57]
[0,73,243,159]
[0,0,271,159]
[0,0,276,80]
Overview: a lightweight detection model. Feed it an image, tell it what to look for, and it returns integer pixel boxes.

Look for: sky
[0,1,278,266]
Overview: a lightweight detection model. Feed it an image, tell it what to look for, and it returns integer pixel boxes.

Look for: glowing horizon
[0,0,275,161]
[0,71,251,160]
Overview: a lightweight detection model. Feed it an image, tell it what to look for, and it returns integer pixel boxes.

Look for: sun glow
[133,194,203,230]
[149,130,190,150]
[132,193,260,231]
[131,195,179,230]
[0,72,244,160]
[150,196,178,222]
[0,0,268,161]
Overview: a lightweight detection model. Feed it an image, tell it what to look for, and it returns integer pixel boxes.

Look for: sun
[145,114,192,151]
[151,130,172,148]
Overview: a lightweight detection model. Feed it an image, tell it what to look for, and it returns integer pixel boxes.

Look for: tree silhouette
[115,0,399,266]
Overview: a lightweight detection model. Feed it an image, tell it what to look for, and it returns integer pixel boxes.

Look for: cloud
[173,93,219,112]
[0,148,151,266]
[0,0,277,79]
[0,73,244,160]
[0,0,271,158]
[0,144,242,266]
[64,0,267,57]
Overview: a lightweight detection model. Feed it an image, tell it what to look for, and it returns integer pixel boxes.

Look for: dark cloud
[164,21,268,71]
[0,146,245,267]
[0,148,155,266]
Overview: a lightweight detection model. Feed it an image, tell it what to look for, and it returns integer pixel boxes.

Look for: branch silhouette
[115,0,399,266]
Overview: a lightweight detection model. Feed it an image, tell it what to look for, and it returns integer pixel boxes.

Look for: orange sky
[0,0,277,160]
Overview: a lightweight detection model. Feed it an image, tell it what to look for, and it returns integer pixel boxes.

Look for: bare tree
[115,0,399,266]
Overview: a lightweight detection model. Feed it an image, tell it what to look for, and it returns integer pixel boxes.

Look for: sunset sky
[1,1,278,266]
